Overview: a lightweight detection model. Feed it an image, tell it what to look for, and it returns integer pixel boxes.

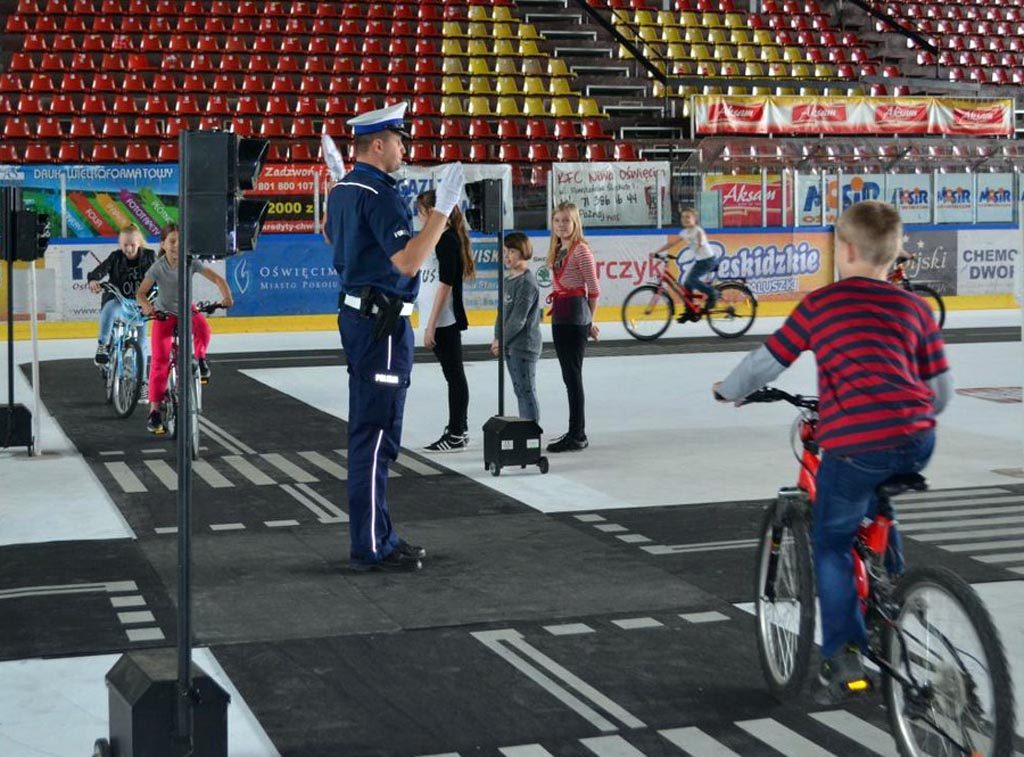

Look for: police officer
[325,102,465,571]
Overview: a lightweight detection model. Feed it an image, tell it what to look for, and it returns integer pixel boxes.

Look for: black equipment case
[482,416,548,476]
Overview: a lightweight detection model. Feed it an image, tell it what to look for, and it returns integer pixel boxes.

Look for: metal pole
[59,173,68,238]
[837,169,844,218]
[175,131,194,756]
[655,170,663,229]
[761,168,768,227]
[793,170,800,228]
[497,184,505,417]
[29,260,40,456]
[820,171,826,227]
[313,169,321,233]
[930,170,937,225]
[971,170,978,225]
[4,188,14,411]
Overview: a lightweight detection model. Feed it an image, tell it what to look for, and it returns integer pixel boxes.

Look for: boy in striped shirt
[714,201,953,699]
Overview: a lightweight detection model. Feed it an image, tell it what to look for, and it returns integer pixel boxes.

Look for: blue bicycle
[98,283,146,419]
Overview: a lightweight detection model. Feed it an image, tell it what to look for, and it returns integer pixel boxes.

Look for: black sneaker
[94,344,109,365]
[424,429,468,452]
[396,538,426,559]
[350,549,422,572]
[146,410,165,435]
[546,435,589,453]
[817,645,872,703]
[139,383,149,402]
[198,358,211,382]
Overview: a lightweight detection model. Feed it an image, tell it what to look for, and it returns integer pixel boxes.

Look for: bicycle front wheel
[707,281,757,338]
[189,371,200,460]
[753,498,816,699]
[909,284,946,330]
[883,566,1015,757]
[164,366,178,439]
[112,339,143,419]
[621,285,674,341]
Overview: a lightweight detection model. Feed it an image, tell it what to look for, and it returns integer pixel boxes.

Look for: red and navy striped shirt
[764,277,949,455]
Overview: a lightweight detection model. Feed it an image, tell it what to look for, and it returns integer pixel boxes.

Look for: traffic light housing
[8,209,50,261]
[464,179,502,234]
[180,131,269,259]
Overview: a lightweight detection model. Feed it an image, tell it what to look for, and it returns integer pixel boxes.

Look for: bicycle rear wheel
[112,339,143,419]
[707,281,757,338]
[621,284,674,341]
[163,366,178,439]
[189,370,200,460]
[883,566,1015,757]
[753,497,816,699]
[909,284,946,330]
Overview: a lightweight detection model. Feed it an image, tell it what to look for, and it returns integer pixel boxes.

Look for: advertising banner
[901,227,959,296]
[550,162,671,227]
[0,164,179,239]
[702,174,783,227]
[225,235,336,317]
[248,163,331,234]
[956,229,1019,295]
[976,174,1014,223]
[695,96,1013,137]
[935,174,973,224]
[395,164,515,230]
[888,174,932,225]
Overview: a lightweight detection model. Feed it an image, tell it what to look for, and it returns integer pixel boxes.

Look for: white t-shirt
[680,225,714,260]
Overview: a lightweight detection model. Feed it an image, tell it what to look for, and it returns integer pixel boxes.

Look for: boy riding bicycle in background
[712,201,954,700]
[87,224,157,379]
[649,207,718,309]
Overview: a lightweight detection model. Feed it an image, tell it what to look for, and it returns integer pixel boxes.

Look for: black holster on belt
[358,287,405,341]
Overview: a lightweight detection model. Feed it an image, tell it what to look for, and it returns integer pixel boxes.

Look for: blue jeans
[98,299,150,371]
[506,351,539,422]
[683,257,717,304]
[813,429,935,658]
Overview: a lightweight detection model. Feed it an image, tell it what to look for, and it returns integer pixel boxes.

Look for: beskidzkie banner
[694,95,1013,137]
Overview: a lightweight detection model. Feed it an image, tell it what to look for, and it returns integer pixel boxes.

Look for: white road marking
[294,483,347,521]
[298,451,347,480]
[261,453,318,483]
[199,417,256,454]
[642,539,758,555]
[499,747,556,757]
[117,611,155,625]
[104,462,147,493]
[975,553,1024,564]
[811,710,898,756]
[210,523,246,531]
[110,596,146,608]
[896,488,1010,502]
[896,495,1022,513]
[901,515,1024,532]
[141,448,165,455]
[195,420,245,455]
[941,538,1024,552]
[580,735,646,756]
[222,455,276,485]
[574,514,607,523]
[611,617,663,630]
[897,505,1024,521]
[99,450,124,456]
[679,611,729,624]
[126,627,165,642]
[154,526,178,534]
[0,580,138,600]
[617,534,652,544]
[264,519,300,528]
[280,483,337,523]
[659,726,741,756]
[192,460,233,488]
[907,524,1024,540]
[144,459,178,490]
[543,623,595,636]
[594,524,628,533]
[736,718,837,756]
[394,453,442,476]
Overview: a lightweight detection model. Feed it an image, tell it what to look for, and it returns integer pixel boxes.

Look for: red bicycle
[621,252,757,340]
[743,386,1015,756]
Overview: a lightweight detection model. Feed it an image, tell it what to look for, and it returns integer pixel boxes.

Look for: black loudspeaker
[106,650,230,757]
[482,416,548,476]
[464,179,502,234]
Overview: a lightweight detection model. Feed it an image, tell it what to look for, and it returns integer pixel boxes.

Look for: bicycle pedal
[200,378,209,385]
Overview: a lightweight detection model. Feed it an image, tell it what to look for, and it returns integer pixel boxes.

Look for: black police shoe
[396,539,426,559]
[350,550,422,572]
[546,434,589,453]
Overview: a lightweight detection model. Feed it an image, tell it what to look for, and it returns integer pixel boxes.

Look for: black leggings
[433,324,469,435]
[552,323,589,440]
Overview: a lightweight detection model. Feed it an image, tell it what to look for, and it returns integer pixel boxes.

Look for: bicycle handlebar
[146,302,226,321]
[740,386,819,411]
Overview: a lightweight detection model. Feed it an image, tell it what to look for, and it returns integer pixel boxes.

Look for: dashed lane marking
[610,617,663,630]
[580,735,646,756]
[679,611,729,624]
[811,710,898,756]
[298,450,347,480]
[659,726,742,756]
[261,453,318,484]
[117,611,155,625]
[144,459,178,490]
[103,462,147,493]
[192,459,233,488]
[222,454,277,485]
[543,623,596,636]
[209,523,246,532]
[736,717,837,756]
[264,519,300,528]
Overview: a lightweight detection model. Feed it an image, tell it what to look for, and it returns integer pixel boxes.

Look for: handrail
[840,0,938,55]
[568,0,669,86]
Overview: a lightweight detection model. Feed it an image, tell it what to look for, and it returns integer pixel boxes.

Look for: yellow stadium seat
[519,40,541,57]
[442,39,465,57]
[784,47,805,63]
[701,12,722,27]
[728,85,751,95]
[662,26,683,44]
[730,29,751,45]
[845,85,866,96]
[518,23,540,40]
[684,27,705,43]
[467,96,492,116]
[612,18,635,41]
[466,39,489,57]
[790,63,811,76]
[442,76,467,95]
[672,60,695,75]
[443,22,465,38]
[745,62,764,76]
[814,63,834,77]
[633,10,655,25]
[467,5,488,21]
[703,84,724,95]
[768,62,788,77]
[443,57,465,75]
[468,77,495,96]
[652,81,667,98]
[466,22,489,39]
[713,44,735,60]
[440,96,465,116]
[736,45,757,61]
[523,96,546,118]
[666,43,687,60]
[638,25,658,43]
[707,28,729,44]
[720,62,740,76]
[491,6,513,23]
[494,96,521,117]
[547,58,574,78]
[761,46,782,62]
[550,97,574,118]
[522,76,546,96]
[467,57,491,76]
[690,44,713,60]
[577,97,606,118]
[656,11,678,27]
[495,76,520,96]
[618,44,634,60]
[549,78,580,97]
[492,23,514,40]
[679,11,699,26]
[520,58,544,76]
[724,13,746,28]
[753,30,776,46]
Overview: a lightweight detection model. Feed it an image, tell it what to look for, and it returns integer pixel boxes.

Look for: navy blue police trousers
[338,305,413,564]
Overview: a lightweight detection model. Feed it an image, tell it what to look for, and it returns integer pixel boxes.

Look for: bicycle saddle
[876,472,927,498]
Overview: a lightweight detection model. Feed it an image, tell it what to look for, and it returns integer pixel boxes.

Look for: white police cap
[347,102,410,138]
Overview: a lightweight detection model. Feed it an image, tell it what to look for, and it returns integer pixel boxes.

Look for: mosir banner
[694,96,1013,136]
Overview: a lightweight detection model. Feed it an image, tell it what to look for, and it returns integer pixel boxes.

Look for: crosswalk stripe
[915,527,1024,542]
[737,718,837,756]
[659,727,741,756]
[298,451,347,480]
[901,515,1024,533]
[896,495,1022,513]
[295,483,347,521]
[335,448,401,478]
[199,416,255,454]
[144,459,178,490]
[643,540,758,555]
[897,505,1024,521]
[222,455,276,485]
[811,711,898,756]
[941,538,1024,552]
[499,746,556,757]
[975,553,1024,564]
[104,462,147,493]
[580,735,646,756]
[896,487,1009,501]
[192,460,233,488]
[261,453,318,483]
[195,420,245,455]
[394,453,442,476]
[280,483,336,523]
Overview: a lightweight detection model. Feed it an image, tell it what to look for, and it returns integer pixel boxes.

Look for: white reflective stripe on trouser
[386,332,392,370]
[370,429,384,554]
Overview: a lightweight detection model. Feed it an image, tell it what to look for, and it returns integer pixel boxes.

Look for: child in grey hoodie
[491,232,542,422]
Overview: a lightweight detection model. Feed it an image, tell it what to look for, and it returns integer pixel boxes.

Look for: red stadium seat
[87,143,116,162]
[112,94,138,114]
[557,143,581,161]
[353,96,377,115]
[157,142,178,161]
[175,95,202,115]
[51,93,75,114]
[230,117,254,137]
[197,116,221,131]
[235,95,260,115]
[164,116,191,137]
[6,15,30,33]
[124,142,153,162]
[277,55,301,73]
[9,53,34,72]
[614,142,639,161]
[528,142,553,162]
[586,143,610,161]
[57,142,81,161]
[152,73,177,92]
[321,116,346,136]
[0,74,20,93]
[468,118,492,139]
[211,74,237,92]
[439,118,464,140]
[18,94,43,113]
[581,119,608,140]
[497,119,521,140]
[28,73,54,92]
[259,117,286,138]
[294,95,320,116]
[290,118,315,138]
[24,143,53,162]
[411,96,440,116]
[102,116,129,138]
[553,119,577,140]
[205,95,230,115]
[249,55,273,73]
[467,143,489,162]
[144,94,170,114]
[133,116,161,138]
[264,95,288,116]
[408,143,435,163]
[68,116,97,138]
[3,117,33,139]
